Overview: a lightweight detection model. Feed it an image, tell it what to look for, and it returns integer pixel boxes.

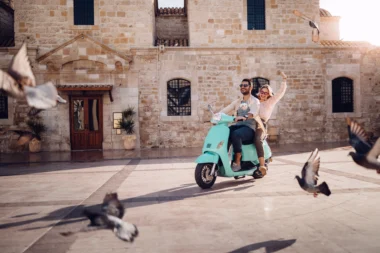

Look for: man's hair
[241,79,252,86]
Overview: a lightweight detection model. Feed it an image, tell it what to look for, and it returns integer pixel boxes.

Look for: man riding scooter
[219,78,266,178]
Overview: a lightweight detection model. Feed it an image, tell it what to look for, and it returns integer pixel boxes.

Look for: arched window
[0,91,8,119]
[332,77,354,113]
[167,78,191,116]
[247,0,266,30]
[251,77,269,98]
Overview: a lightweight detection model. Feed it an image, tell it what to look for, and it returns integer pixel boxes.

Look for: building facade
[0,0,379,152]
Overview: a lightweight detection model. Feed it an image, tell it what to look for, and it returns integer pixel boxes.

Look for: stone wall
[136,46,380,148]
[0,35,139,153]
[155,15,189,40]
[188,0,320,47]
[14,0,155,51]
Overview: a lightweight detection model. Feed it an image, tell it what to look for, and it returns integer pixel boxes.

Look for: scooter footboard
[195,152,219,164]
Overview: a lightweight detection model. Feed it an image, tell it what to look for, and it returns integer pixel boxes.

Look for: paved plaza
[1,144,380,253]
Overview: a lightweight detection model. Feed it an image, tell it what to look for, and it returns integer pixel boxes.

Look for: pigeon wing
[27,107,44,117]
[24,82,58,109]
[106,215,138,242]
[8,42,36,87]
[347,118,372,155]
[57,95,67,104]
[304,149,319,186]
[0,70,24,98]
[367,138,380,163]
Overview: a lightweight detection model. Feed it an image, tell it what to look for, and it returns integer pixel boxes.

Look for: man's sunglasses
[239,84,250,88]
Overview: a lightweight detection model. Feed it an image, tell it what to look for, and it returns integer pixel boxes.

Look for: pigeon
[60,193,138,242]
[295,148,331,197]
[293,10,319,42]
[0,42,58,109]
[27,94,67,117]
[346,117,380,173]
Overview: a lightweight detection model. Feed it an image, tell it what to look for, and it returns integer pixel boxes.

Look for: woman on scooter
[220,79,260,172]
[255,72,287,177]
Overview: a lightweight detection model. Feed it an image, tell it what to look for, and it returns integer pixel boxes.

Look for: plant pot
[122,135,136,150]
[29,138,41,153]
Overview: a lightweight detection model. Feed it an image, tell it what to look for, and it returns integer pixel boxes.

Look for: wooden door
[70,96,103,150]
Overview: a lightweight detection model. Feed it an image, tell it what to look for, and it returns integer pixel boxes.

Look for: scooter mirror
[207,104,214,114]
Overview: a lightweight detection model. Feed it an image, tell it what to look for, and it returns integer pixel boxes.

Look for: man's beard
[241,90,250,95]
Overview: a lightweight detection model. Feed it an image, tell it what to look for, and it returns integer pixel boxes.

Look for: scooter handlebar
[211,113,235,124]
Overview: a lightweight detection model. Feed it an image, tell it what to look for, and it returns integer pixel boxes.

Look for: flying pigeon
[60,193,138,242]
[346,117,380,173]
[295,148,331,197]
[0,42,58,109]
[27,94,67,117]
[293,10,320,42]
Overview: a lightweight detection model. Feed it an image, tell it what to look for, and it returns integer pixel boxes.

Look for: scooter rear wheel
[195,163,217,189]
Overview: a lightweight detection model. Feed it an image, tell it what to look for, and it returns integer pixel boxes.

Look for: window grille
[0,2,15,47]
[0,91,8,119]
[74,0,94,25]
[332,77,354,113]
[167,79,191,116]
[247,0,266,30]
[251,77,269,98]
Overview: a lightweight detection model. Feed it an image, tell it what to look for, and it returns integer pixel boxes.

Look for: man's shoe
[232,162,241,172]
[253,169,263,179]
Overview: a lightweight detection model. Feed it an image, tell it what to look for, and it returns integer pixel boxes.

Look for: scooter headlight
[211,113,221,124]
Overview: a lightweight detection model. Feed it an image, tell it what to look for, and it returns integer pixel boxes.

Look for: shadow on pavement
[0,179,255,231]
[227,239,297,253]
[0,159,131,176]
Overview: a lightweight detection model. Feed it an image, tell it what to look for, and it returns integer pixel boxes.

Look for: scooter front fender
[195,152,219,164]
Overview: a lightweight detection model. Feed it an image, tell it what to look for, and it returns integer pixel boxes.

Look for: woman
[255,72,287,177]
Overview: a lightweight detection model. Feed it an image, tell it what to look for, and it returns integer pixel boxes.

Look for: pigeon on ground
[295,148,331,197]
[27,94,67,117]
[60,193,138,242]
[346,117,380,173]
[0,42,58,109]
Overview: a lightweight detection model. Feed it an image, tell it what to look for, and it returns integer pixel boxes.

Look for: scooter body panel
[195,112,272,179]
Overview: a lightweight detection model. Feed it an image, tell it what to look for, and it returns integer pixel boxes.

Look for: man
[220,79,260,172]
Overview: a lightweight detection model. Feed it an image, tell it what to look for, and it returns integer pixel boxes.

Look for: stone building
[0,0,379,153]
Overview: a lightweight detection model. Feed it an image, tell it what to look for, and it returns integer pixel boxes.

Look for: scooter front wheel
[195,163,217,189]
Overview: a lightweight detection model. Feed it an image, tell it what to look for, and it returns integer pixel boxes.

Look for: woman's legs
[255,127,267,176]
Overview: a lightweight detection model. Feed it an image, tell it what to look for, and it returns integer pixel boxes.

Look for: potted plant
[26,116,47,153]
[118,107,137,150]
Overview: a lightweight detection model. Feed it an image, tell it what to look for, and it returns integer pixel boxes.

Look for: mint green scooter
[195,105,272,189]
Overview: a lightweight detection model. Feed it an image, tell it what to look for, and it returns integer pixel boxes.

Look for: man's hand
[234,116,246,122]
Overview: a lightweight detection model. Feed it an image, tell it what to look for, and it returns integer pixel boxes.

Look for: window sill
[0,118,13,125]
[69,25,99,30]
[160,115,198,122]
[327,112,362,118]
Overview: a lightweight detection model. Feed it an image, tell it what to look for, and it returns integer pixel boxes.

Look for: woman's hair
[257,84,274,98]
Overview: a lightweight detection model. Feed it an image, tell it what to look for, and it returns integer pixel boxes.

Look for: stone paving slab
[0,146,380,253]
